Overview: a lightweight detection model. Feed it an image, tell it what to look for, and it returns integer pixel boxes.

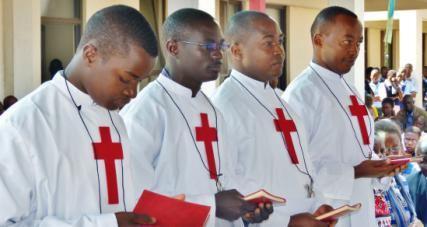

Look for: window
[138,0,167,89]
[41,0,82,82]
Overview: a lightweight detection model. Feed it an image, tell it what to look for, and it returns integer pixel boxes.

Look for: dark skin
[403,95,415,112]
[230,18,285,83]
[164,21,272,223]
[164,21,223,97]
[229,16,334,227]
[64,41,157,225]
[381,103,394,118]
[65,41,155,110]
[312,14,405,178]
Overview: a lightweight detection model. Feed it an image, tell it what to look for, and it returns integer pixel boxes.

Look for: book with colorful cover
[134,190,211,227]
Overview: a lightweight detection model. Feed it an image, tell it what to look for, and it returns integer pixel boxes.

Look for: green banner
[384,0,396,44]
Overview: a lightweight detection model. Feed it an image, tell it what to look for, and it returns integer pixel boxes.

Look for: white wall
[367,28,381,67]
[3,0,41,99]
[0,0,4,98]
[83,0,139,22]
[286,6,319,81]
[393,30,400,69]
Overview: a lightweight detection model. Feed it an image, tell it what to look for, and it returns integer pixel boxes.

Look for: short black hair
[161,8,215,43]
[311,6,358,38]
[403,94,413,103]
[405,126,422,137]
[382,97,394,107]
[78,5,158,59]
[225,11,272,43]
[49,58,63,77]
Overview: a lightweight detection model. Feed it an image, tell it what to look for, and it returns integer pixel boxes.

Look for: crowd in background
[365,63,427,226]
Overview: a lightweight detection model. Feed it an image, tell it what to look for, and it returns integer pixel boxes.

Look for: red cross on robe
[348,95,370,144]
[93,127,124,204]
[273,108,299,164]
[195,113,218,180]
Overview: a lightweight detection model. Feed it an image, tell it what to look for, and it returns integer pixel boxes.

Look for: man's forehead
[321,15,362,34]
[184,23,222,40]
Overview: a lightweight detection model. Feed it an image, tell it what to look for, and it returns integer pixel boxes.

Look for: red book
[133,190,211,227]
[243,189,286,204]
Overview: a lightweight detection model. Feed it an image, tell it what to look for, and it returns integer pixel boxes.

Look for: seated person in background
[375,119,421,227]
[3,95,17,111]
[396,95,427,132]
[404,126,422,157]
[379,69,402,103]
[49,58,64,79]
[402,126,422,176]
[366,94,379,120]
[408,139,427,226]
[372,133,392,227]
[370,68,383,110]
[415,115,427,134]
[379,97,396,120]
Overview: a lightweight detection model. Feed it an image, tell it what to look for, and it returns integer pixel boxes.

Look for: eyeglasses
[385,146,401,153]
[179,41,230,52]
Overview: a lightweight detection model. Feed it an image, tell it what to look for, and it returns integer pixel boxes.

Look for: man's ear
[313,33,323,48]
[82,43,99,66]
[230,43,242,60]
[165,39,179,56]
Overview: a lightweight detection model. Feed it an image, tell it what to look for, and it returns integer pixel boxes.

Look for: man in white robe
[212,11,334,227]
[0,6,158,226]
[121,8,271,227]
[283,6,403,227]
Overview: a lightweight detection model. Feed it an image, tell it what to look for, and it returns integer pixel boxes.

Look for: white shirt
[120,72,238,227]
[283,62,377,227]
[0,73,154,227]
[403,76,418,95]
[212,69,320,226]
[369,81,382,108]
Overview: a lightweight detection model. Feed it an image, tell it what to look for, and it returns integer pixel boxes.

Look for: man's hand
[313,204,338,227]
[354,159,404,178]
[215,189,260,221]
[289,213,330,227]
[242,202,274,223]
[115,212,156,227]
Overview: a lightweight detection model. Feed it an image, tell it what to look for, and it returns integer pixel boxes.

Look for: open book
[315,203,362,221]
[134,190,211,226]
[243,189,286,204]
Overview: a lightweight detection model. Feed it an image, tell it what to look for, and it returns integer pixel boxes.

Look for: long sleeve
[0,122,119,227]
[283,83,355,201]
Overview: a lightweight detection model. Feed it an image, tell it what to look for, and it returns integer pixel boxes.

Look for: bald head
[310,6,358,39]
[225,11,273,44]
[78,5,158,59]
[161,8,216,44]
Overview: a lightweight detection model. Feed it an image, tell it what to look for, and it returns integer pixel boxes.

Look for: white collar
[51,71,95,108]
[157,71,200,98]
[230,69,273,94]
[309,61,344,82]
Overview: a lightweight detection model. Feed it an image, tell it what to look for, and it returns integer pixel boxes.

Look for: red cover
[246,197,274,204]
[389,158,410,165]
[133,190,211,227]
